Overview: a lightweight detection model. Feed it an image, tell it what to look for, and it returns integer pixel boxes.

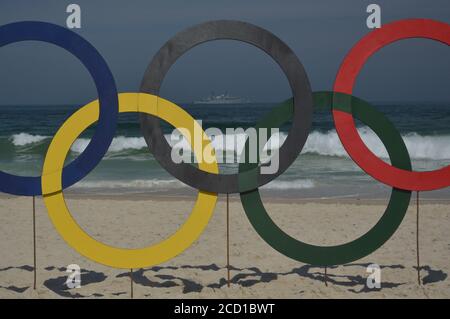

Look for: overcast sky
[0,0,449,104]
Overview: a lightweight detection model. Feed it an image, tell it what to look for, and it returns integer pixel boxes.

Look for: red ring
[333,19,450,191]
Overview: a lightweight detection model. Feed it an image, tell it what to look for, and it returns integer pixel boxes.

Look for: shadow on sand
[0,263,446,297]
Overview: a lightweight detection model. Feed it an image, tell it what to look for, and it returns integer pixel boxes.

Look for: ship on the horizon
[193,92,251,104]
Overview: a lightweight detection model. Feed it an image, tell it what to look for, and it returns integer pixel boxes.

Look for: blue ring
[0,21,118,196]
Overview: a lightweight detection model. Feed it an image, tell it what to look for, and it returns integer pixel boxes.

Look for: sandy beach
[0,192,449,299]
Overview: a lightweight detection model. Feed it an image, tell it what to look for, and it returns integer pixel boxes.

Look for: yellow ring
[41,93,218,269]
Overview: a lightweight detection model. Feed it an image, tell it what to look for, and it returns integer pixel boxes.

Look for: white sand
[0,194,449,298]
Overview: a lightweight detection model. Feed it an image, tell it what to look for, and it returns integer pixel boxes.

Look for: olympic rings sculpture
[0,18,449,269]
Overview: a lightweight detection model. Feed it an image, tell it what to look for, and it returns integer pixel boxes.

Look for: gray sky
[0,0,449,104]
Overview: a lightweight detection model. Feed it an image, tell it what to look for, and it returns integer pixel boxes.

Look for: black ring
[139,20,312,193]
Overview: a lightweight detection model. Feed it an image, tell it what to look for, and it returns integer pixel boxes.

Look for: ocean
[1,101,449,199]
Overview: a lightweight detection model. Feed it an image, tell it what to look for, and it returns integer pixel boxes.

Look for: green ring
[238,91,412,266]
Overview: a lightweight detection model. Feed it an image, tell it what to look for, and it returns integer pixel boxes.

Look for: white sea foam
[72,179,186,189]
[302,127,450,160]
[68,133,262,154]
[170,128,450,160]
[71,178,315,191]
[8,129,450,160]
[70,136,147,154]
[10,133,48,146]
[261,179,315,190]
